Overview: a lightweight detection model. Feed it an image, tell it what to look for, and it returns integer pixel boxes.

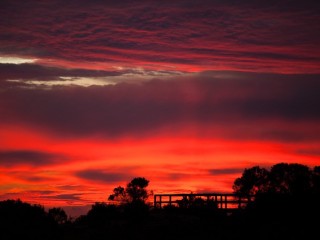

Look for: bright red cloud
[1,124,319,215]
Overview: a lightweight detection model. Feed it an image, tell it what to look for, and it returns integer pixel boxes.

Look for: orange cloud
[1,124,319,209]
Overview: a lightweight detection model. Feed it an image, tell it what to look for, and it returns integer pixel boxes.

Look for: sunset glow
[1,0,320,217]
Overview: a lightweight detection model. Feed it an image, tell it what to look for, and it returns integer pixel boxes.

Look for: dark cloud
[166,173,190,180]
[0,71,319,142]
[76,169,131,183]
[22,176,54,182]
[0,0,319,73]
[296,149,320,157]
[0,190,83,202]
[48,194,83,201]
[0,189,82,202]
[0,64,122,81]
[0,150,66,166]
[29,190,56,195]
[209,168,244,175]
[57,185,83,190]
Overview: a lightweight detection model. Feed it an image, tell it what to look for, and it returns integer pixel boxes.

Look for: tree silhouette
[80,202,120,226]
[108,186,126,203]
[269,163,312,194]
[48,207,68,224]
[126,177,149,203]
[108,177,151,219]
[108,177,151,205]
[0,199,57,239]
[233,162,320,227]
[2,167,320,240]
[232,166,269,196]
[312,166,320,194]
[233,163,320,196]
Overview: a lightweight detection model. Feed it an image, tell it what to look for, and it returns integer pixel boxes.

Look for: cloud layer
[1,0,319,73]
[1,71,319,142]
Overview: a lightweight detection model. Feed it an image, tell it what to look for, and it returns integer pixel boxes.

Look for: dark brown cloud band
[0,71,319,142]
[1,0,319,73]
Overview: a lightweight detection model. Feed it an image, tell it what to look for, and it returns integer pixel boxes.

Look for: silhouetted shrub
[124,200,150,219]
[108,177,151,204]
[0,199,57,240]
[88,203,120,223]
[48,207,68,224]
[233,163,320,196]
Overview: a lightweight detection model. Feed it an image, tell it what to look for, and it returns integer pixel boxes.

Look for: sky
[1,0,320,217]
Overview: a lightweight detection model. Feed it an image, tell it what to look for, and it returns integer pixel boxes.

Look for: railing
[153,193,253,211]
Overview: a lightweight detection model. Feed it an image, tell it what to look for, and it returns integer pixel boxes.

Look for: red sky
[1,0,320,217]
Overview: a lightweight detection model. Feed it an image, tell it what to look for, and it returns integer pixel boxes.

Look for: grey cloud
[0,0,319,73]
[209,168,244,175]
[48,194,83,201]
[296,149,320,157]
[0,71,319,142]
[22,176,54,182]
[76,169,131,183]
[0,63,122,81]
[29,190,56,195]
[0,150,66,166]
[166,173,190,180]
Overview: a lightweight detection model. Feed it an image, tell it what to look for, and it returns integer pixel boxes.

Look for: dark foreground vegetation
[1,163,320,240]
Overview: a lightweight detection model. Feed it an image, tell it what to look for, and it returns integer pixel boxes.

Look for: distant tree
[108,177,151,219]
[233,163,318,196]
[233,163,320,223]
[269,163,312,194]
[0,199,56,239]
[84,202,119,226]
[108,186,126,203]
[48,207,68,224]
[108,177,151,205]
[0,199,48,224]
[232,166,269,196]
[126,177,150,203]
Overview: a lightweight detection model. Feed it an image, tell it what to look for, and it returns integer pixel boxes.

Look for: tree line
[1,162,319,240]
[233,162,320,196]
